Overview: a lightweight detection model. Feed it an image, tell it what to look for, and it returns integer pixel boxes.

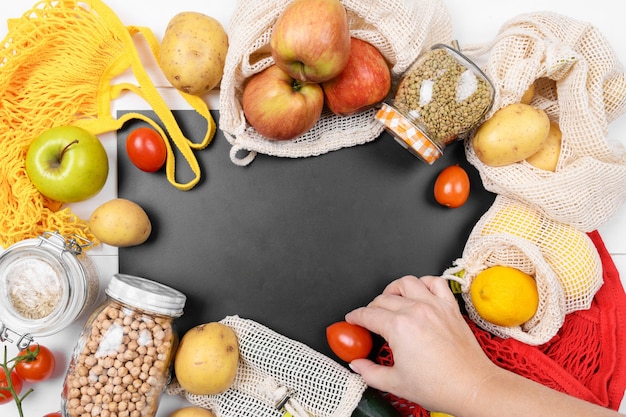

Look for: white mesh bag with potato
[167,315,367,417]
[444,195,604,344]
[218,0,453,166]
[459,12,626,232]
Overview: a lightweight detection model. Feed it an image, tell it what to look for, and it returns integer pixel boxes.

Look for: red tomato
[15,344,56,383]
[44,413,62,417]
[434,164,470,208]
[0,369,23,404]
[125,127,167,172]
[326,321,373,362]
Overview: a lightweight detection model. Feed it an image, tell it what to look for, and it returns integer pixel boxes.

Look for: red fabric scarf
[376,230,626,415]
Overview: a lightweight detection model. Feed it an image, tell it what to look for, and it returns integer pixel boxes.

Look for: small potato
[520,82,535,104]
[169,407,216,417]
[160,12,229,95]
[89,198,151,247]
[471,103,550,167]
[174,322,239,395]
[525,121,562,171]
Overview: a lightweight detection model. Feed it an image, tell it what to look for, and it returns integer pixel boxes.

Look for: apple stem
[60,139,79,159]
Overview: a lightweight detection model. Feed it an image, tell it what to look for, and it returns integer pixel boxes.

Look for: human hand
[345,275,498,413]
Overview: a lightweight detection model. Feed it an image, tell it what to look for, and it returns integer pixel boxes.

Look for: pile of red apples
[241,0,391,141]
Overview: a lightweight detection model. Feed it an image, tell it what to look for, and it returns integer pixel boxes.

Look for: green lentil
[393,47,493,145]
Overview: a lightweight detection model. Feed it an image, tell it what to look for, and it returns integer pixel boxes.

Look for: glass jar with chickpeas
[61,274,186,417]
[376,42,495,164]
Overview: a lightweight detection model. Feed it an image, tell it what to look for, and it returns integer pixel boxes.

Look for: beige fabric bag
[218,0,453,166]
[460,12,626,232]
[167,316,367,417]
[444,195,603,345]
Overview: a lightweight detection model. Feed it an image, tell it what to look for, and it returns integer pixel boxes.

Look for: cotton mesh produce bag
[167,315,367,417]
[458,12,626,232]
[0,0,216,248]
[442,195,603,345]
[218,0,453,166]
[376,231,626,417]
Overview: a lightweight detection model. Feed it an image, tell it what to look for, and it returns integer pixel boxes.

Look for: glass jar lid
[106,274,186,317]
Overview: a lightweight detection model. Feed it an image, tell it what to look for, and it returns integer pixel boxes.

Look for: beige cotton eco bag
[444,195,604,345]
[218,0,453,166]
[459,12,626,232]
[167,315,367,417]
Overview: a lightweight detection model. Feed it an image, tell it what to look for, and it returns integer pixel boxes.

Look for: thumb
[349,358,394,391]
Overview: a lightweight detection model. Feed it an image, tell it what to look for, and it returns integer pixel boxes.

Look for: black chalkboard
[117,110,495,358]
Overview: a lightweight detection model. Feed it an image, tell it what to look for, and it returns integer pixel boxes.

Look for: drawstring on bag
[0,0,216,248]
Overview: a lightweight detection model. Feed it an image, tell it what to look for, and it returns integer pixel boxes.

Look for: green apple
[270,0,351,83]
[25,125,109,203]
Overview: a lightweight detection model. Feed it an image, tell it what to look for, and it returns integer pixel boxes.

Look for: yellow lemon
[169,406,216,417]
[431,412,455,417]
[470,266,539,327]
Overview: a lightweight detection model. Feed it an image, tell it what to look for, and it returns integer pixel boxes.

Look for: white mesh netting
[459,12,626,232]
[218,0,453,165]
[167,315,367,417]
[444,195,604,345]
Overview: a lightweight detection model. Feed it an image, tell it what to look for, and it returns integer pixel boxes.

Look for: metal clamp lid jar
[376,42,495,164]
[0,231,100,347]
[62,274,186,417]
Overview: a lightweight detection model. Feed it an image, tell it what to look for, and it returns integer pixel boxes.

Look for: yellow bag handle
[73,1,216,191]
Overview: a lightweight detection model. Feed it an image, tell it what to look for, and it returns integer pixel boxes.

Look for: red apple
[242,65,324,141]
[322,38,392,116]
[270,0,351,83]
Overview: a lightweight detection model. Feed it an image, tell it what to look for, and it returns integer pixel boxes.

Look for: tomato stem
[1,344,35,417]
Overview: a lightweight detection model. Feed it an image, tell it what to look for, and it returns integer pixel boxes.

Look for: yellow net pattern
[0,0,216,249]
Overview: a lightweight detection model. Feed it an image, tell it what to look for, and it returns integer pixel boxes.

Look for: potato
[160,12,229,95]
[89,198,151,247]
[169,407,216,417]
[525,121,562,171]
[471,103,550,167]
[174,322,239,395]
[520,82,535,104]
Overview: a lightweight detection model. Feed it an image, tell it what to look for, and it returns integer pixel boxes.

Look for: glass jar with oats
[376,43,495,164]
[0,231,99,347]
[62,274,186,417]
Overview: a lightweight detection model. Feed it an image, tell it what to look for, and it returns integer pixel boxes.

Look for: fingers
[348,358,397,392]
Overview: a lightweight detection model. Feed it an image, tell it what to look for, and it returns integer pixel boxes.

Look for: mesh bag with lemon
[444,195,603,345]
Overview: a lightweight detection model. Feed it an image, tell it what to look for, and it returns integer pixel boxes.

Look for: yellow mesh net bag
[0,0,216,249]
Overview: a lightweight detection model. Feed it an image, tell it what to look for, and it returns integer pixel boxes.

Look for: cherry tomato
[326,321,373,362]
[125,127,167,172]
[0,368,23,404]
[15,344,56,383]
[433,164,470,208]
[44,413,62,417]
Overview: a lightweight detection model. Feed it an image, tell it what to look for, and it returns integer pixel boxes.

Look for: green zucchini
[351,387,401,417]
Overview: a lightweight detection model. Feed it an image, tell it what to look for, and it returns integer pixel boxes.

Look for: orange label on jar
[375,103,442,164]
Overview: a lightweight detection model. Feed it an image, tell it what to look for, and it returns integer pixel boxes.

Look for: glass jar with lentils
[62,274,186,417]
[376,43,494,164]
